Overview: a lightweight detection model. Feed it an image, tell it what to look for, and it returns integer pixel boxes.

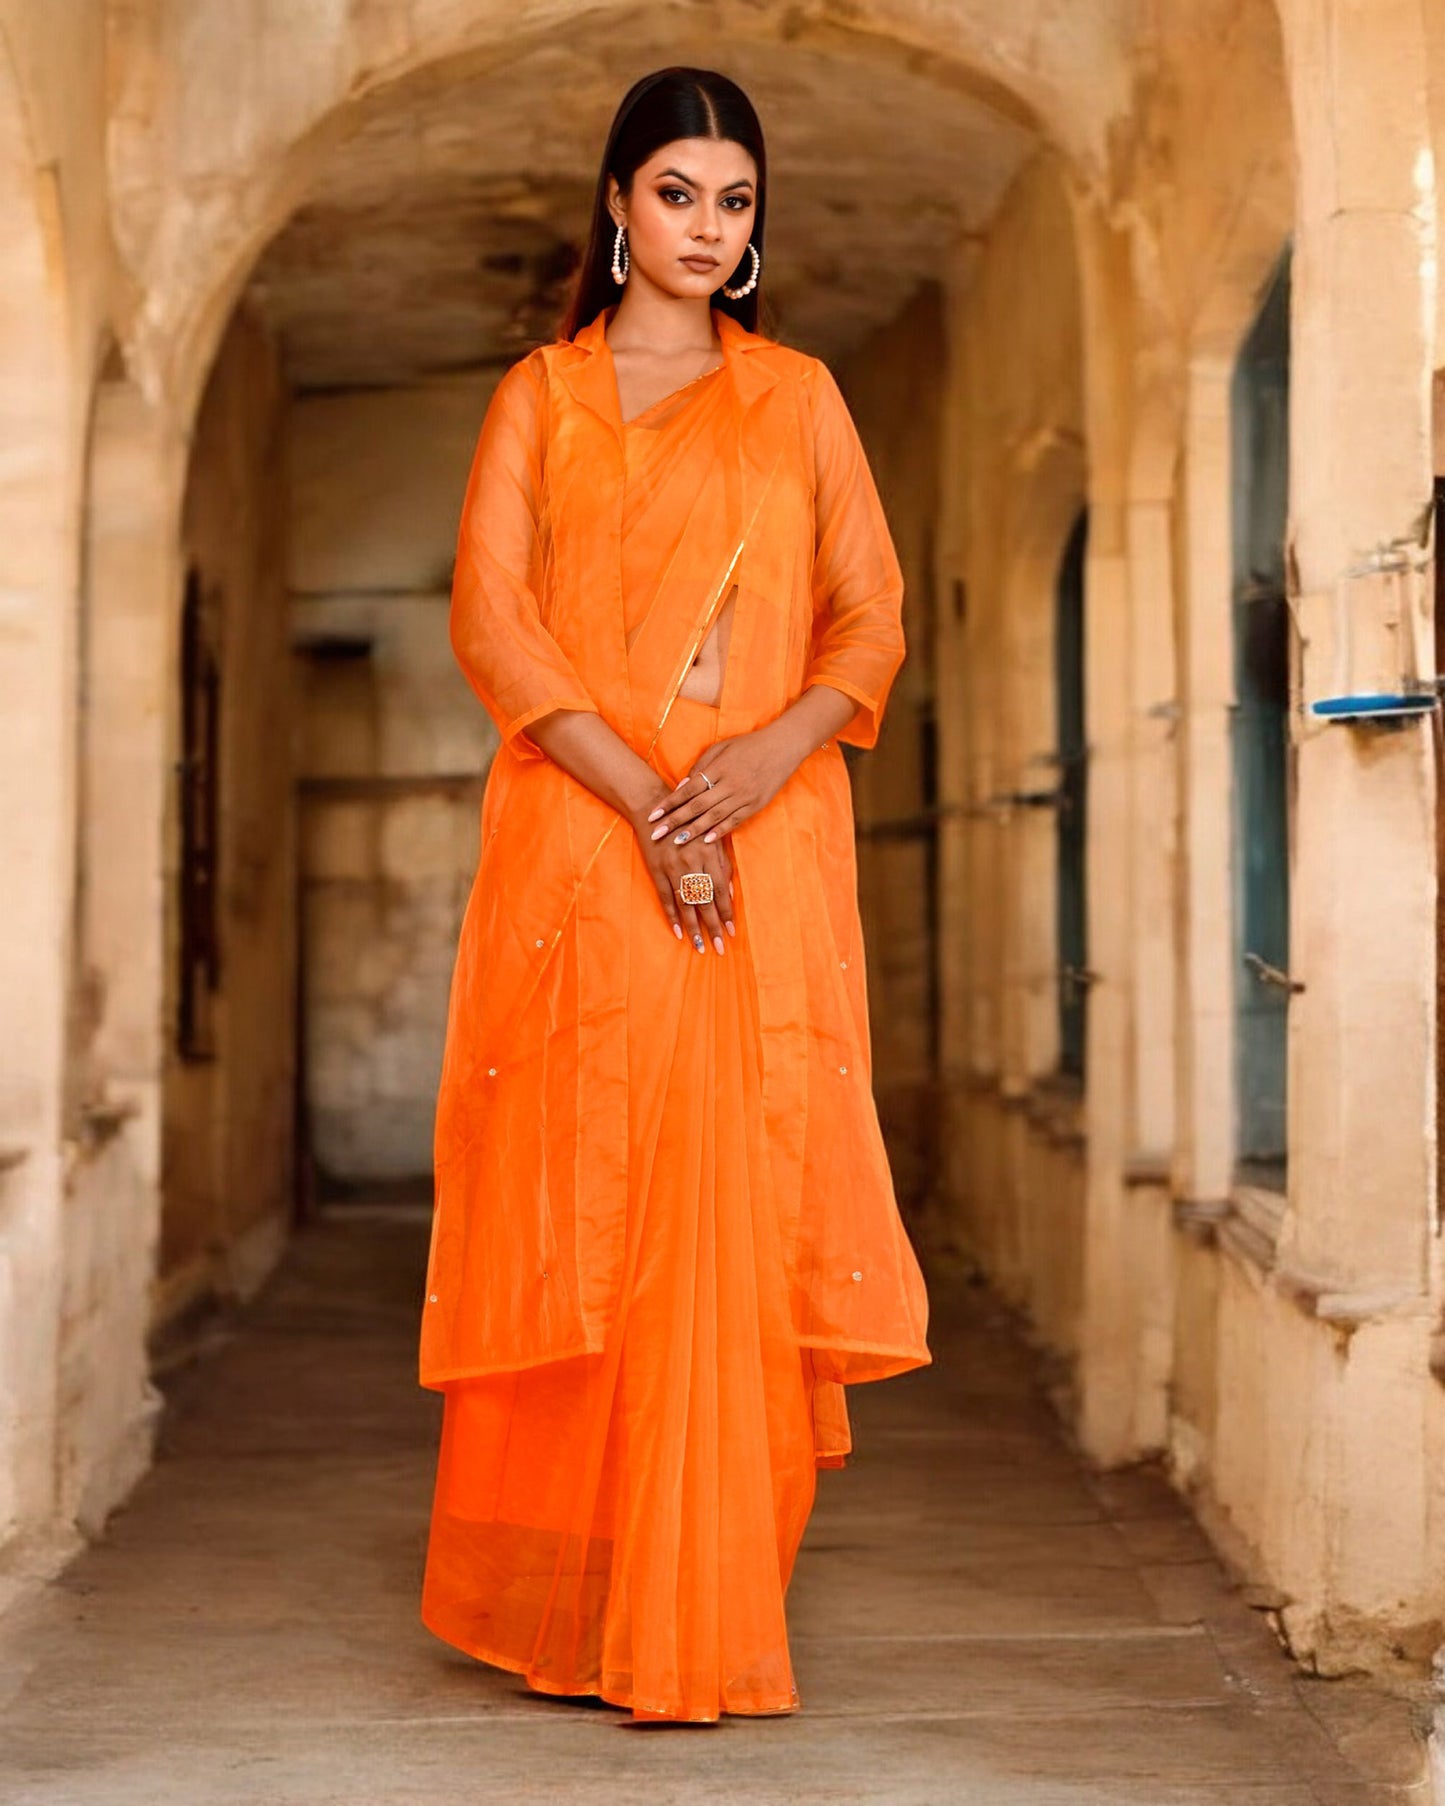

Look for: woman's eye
[658,188,750,209]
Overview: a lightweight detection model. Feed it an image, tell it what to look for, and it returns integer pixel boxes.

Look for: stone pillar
[933,264,985,1248]
[1120,469,1181,1453]
[1261,0,1442,1663]
[1072,198,1142,1463]
[934,259,974,1096]
[1070,197,1187,1463]
[1125,483,1178,1168]
[1277,0,1436,1305]
[0,79,71,1565]
[55,378,188,1532]
[1174,359,1237,1210]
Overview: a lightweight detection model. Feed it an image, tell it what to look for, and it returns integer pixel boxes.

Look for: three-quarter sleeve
[801,359,907,750]
[450,355,600,761]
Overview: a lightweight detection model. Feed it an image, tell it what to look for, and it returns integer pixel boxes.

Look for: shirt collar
[560,304,780,442]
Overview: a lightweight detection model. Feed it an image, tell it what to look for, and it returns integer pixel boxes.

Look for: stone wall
[289,376,493,1185]
[927,0,1445,1676]
[0,1,122,1577]
[932,146,1089,1352]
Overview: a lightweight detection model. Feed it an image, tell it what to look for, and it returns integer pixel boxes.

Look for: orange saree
[420,305,930,1721]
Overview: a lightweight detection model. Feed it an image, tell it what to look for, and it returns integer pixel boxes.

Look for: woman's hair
[559,67,770,341]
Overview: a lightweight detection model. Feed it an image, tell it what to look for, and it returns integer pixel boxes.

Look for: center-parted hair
[560,66,770,341]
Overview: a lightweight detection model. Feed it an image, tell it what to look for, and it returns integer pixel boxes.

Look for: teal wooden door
[1056,508,1088,1079]
[1230,245,1292,1181]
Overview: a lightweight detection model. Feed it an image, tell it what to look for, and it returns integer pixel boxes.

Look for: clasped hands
[629,723,797,955]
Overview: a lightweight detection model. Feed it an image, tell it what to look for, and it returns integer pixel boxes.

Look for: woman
[420,65,930,1723]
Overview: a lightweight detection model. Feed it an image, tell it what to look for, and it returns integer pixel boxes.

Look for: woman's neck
[603,289,719,357]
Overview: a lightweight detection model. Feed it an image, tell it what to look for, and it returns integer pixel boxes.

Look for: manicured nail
[725,920,736,937]
[647,807,663,822]
[674,830,690,844]
[713,935,724,955]
[674,922,683,939]
[703,831,716,843]
[693,933,704,952]
[651,826,667,840]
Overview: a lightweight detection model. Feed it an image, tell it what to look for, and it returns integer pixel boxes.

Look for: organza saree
[421,305,930,1720]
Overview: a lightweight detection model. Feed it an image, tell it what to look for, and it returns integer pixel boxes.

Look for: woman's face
[608,136,758,302]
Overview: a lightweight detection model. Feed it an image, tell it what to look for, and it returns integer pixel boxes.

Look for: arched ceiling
[246,30,1042,386]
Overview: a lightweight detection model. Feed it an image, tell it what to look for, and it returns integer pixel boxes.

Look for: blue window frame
[1230,244,1292,1184]
[1056,508,1089,1080]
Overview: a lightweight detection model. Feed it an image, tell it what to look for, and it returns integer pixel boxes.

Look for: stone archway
[102,0,1137,425]
[82,6,1138,1347]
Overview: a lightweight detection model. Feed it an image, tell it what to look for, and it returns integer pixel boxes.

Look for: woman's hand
[627,796,737,955]
[529,687,854,953]
[644,724,799,852]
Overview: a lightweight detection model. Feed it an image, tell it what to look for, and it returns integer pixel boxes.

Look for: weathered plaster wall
[1075,0,1290,1483]
[933,147,1088,1356]
[290,376,492,1184]
[157,305,296,1323]
[0,2,122,1578]
[1181,0,1445,1671]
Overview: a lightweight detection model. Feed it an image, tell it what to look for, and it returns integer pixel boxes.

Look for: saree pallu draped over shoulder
[421,304,930,1720]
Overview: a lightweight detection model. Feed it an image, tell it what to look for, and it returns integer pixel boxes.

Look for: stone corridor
[0,1212,1425,1804]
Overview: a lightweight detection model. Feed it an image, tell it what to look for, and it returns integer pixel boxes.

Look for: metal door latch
[1243,951,1305,994]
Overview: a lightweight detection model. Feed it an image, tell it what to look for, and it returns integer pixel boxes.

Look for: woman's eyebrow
[656,167,755,193]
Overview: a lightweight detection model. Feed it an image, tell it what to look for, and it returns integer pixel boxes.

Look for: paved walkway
[0,1210,1428,1804]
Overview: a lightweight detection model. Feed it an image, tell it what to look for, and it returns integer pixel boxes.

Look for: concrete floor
[0,1209,1429,1804]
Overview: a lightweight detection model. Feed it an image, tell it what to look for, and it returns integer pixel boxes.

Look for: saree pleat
[424,692,825,1718]
[422,311,926,1722]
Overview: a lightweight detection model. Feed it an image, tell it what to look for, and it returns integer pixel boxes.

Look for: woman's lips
[680,256,719,269]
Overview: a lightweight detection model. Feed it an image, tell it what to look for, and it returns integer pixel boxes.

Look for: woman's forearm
[522,707,663,821]
[525,680,859,824]
[760,681,862,769]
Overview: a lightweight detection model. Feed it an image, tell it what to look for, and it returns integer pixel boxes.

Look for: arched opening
[150,303,297,1332]
[222,34,1045,1219]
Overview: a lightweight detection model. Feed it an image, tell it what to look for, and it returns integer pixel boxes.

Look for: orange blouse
[421,305,928,1391]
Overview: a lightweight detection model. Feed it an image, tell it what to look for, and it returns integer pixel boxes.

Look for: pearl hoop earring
[721,241,761,299]
[611,221,629,285]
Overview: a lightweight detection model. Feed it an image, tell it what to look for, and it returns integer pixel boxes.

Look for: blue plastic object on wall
[1308,692,1437,721]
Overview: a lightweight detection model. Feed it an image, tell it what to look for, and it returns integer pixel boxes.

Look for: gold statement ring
[677,872,714,906]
